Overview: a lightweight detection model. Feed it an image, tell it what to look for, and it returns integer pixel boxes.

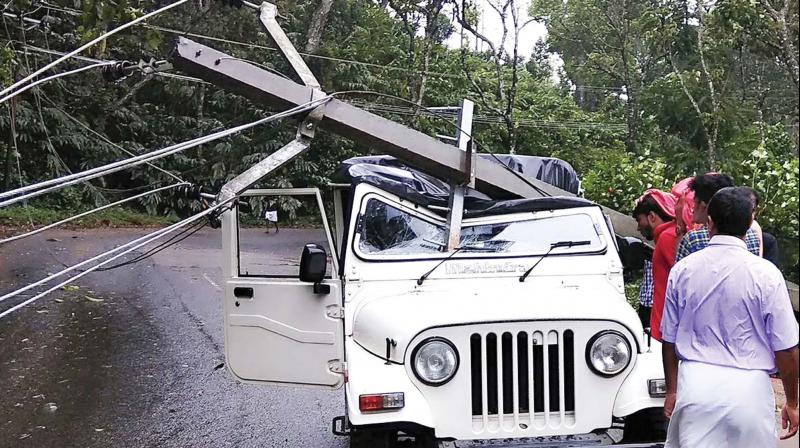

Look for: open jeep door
[220,188,344,389]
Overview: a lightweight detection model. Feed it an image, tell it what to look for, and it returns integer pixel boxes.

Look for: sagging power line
[0,198,235,320]
[0,95,332,208]
[0,61,116,105]
[0,182,188,245]
[0,0,190,100]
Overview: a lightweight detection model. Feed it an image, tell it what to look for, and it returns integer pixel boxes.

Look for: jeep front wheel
[623,407,668,442]
[349,427,396,448]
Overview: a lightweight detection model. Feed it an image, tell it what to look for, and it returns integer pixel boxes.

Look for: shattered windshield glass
[358,199,445,255]
[357,198,604,257]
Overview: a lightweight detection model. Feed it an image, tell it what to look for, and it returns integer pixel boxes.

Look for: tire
[350,427,396,448]
[623,407,668,443]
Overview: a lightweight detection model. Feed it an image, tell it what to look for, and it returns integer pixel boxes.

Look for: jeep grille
[469,330,576,429]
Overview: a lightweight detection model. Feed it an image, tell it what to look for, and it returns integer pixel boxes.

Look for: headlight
[586,331,631,376]
[412,338,459,386]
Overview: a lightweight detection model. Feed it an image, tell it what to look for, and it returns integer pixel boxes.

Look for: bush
[581,150,672,214]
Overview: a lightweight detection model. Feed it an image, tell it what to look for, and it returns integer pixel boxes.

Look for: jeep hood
[350,276,641,364]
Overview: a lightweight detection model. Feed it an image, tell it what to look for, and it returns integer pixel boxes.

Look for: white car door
[220,188,344,389]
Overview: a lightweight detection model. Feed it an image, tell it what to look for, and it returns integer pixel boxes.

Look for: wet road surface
[1,227,796,447]
[0,227,346,448]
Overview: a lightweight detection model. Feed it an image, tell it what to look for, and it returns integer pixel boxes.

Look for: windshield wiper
[518,240,591,283]
[416,242,500,286]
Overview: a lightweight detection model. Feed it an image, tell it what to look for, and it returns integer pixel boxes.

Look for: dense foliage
[0,0,797,271]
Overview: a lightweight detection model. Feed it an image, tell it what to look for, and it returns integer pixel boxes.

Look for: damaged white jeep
[218,155,666,447]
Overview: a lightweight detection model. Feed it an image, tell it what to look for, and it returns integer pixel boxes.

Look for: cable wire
[0,0,189,100]
[94,218,207,271]
[0,198,235,318]
[47,100,186,183]
[0,61,116,105]
[0,182,188,245]
[143,24,467,80]
[0,95,332,206]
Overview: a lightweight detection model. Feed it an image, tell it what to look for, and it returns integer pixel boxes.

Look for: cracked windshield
[358,198,602,256]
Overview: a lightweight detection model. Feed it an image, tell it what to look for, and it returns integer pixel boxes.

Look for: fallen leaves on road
[84,296,104,303]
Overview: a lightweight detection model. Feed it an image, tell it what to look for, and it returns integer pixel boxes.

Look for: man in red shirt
[632,190,678,341]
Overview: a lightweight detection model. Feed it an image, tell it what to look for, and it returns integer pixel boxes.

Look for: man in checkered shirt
[675,173,760,262]
[638,260,654,328]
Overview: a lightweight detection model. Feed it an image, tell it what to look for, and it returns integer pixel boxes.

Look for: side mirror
[299,244,329,294]
[616,236,651,274]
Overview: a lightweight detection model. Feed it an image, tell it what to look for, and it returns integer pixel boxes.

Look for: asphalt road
[0,227,346,448]
[1,227,796,447]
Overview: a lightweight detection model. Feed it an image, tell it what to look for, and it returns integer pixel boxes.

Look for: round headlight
[412,338,459,386]
[586,331,631,377]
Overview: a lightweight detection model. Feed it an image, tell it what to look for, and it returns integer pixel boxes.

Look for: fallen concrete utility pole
[170,37,639,240]
[169,2,796,310]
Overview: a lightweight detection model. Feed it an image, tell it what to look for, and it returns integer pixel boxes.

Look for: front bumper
[438,434,663,447]
[347,321,664,440]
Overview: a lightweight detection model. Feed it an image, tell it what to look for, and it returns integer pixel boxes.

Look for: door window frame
[235,188,340,279]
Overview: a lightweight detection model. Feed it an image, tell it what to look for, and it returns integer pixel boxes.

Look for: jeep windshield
[356,197,605,258]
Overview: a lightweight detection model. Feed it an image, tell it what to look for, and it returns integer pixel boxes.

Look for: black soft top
[331,155,596,218]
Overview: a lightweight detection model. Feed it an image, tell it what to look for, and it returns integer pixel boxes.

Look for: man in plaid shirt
[675,173,760,262]
[638,260,654,327]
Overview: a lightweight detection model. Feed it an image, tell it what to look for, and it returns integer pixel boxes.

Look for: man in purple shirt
[661,187,799,447]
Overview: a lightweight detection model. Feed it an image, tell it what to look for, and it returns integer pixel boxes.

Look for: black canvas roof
[332,155,596,217]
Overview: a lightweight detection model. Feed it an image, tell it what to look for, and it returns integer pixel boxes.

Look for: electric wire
[0,61,116,105]
[0,0,190,101]
[94,218,207,271]
[0,95,332,207]
[0,199,234,320]
[16,43,209,85]
[0,182,188,245]
[31,4,640,95]
[47,100,186,183]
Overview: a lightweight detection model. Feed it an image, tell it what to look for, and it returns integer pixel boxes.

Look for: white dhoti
[665,361,776,448]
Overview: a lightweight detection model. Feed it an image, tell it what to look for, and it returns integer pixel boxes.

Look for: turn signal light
[358,392,404,412]
[648,379,667,397]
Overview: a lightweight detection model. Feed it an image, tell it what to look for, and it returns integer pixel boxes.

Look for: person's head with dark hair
[689,173,734,225]
[632,190,676,240]
[707,187,754,238]
[739,186,761,219]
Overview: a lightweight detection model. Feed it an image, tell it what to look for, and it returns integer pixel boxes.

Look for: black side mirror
[617,236,651,275]
[299,244,329,294]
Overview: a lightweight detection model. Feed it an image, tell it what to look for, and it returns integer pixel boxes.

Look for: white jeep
[218,156,666,447]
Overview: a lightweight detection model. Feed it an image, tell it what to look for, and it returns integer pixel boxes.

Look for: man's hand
[775,347,799,440]
[664,392,676,419]
[780,402,799,440]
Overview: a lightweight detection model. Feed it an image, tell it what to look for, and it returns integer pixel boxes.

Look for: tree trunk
[5,98,19,189]
[198,84,205,120]
[304,0,335,55]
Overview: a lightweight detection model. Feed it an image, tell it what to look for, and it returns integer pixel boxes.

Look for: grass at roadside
[0,205,176,230]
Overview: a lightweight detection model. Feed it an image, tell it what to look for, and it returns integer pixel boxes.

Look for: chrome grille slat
[527,333,534,428]
[558,332,566,425]
[481,333,489,429]
[511,332,520,429]
[542,332,550,426]
[496,332,504,426]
